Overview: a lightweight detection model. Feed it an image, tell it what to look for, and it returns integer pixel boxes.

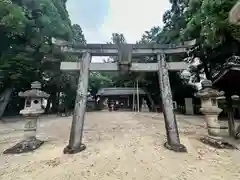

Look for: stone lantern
[196,80,225,137]
[3,81,49,154]
[141,99,149,112]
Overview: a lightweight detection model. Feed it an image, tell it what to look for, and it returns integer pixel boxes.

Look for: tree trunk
[203,61,212,80]
[136,80,140,112]
[0,88,13,119]
[56,91,60,112]
[132,81,136,111]
[63,52,91,154]
[45,99,51,113]
[51,93,58,113]
[226,96,235,137]
[157,54,187,152]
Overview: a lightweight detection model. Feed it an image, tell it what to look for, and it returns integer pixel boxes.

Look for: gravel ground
[0,111,240,180]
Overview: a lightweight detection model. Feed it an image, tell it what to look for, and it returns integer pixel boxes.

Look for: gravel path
[0,112,240,180]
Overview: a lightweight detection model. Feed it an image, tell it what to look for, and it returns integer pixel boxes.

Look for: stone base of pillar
[3,137,44,154]
[164,142,187,152]
[200,136,235,149]
[63,144,86,154]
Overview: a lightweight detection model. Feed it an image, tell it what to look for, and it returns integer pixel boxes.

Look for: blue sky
[66,0,171,44]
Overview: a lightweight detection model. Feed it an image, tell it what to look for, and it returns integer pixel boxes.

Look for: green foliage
[183,0,238,47]
[43,23,86,112]
[72,24,86,43]
[138,26,161,44]
[39,0,72,39]
[110,33,126,45]
[153,0,240,81]
[0,0,73,88]
[89,72,113,95]
[0,0,27,37]
[0,52,38,86]
[0,0,86,114]
[1,0,239,114]
[87,33,129,95]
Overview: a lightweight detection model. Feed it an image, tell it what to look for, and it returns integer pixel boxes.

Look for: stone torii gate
[52,39,195,154]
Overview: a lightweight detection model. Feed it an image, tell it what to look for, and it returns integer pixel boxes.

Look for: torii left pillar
[158,54,187,152]
[63,52,91,154]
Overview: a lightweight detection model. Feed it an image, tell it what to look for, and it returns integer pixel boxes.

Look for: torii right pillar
[157,54,187,152]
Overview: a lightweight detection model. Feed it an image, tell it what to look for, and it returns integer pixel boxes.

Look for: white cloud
[100,0,170,43]
[67,0,171,62]
[92,0,170,62]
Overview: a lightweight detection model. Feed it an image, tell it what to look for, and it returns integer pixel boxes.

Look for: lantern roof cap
[19,81,49,98]
[195,80,225,98]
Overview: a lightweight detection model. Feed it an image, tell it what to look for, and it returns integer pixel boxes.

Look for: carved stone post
[157,54,187,152]
[63,52,91,154]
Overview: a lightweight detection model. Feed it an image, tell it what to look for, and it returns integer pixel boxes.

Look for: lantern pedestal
[21,108,44,139]
[200,106,222,136]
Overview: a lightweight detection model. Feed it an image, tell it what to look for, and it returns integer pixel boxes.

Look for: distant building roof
[96,87,146,96]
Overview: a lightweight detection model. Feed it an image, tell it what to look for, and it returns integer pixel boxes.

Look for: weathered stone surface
[64,52,91,153]
[3,137,44,154]
[60,62,189,71]
[52,39,195,56]
[19,89,50,98]
[63,144,86,154]
[19,81,49,98]
[185,98,194,115]
[164,142,187,152]
[196,80,224,98]
[158,54,187,152]
[200,136,236,149]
